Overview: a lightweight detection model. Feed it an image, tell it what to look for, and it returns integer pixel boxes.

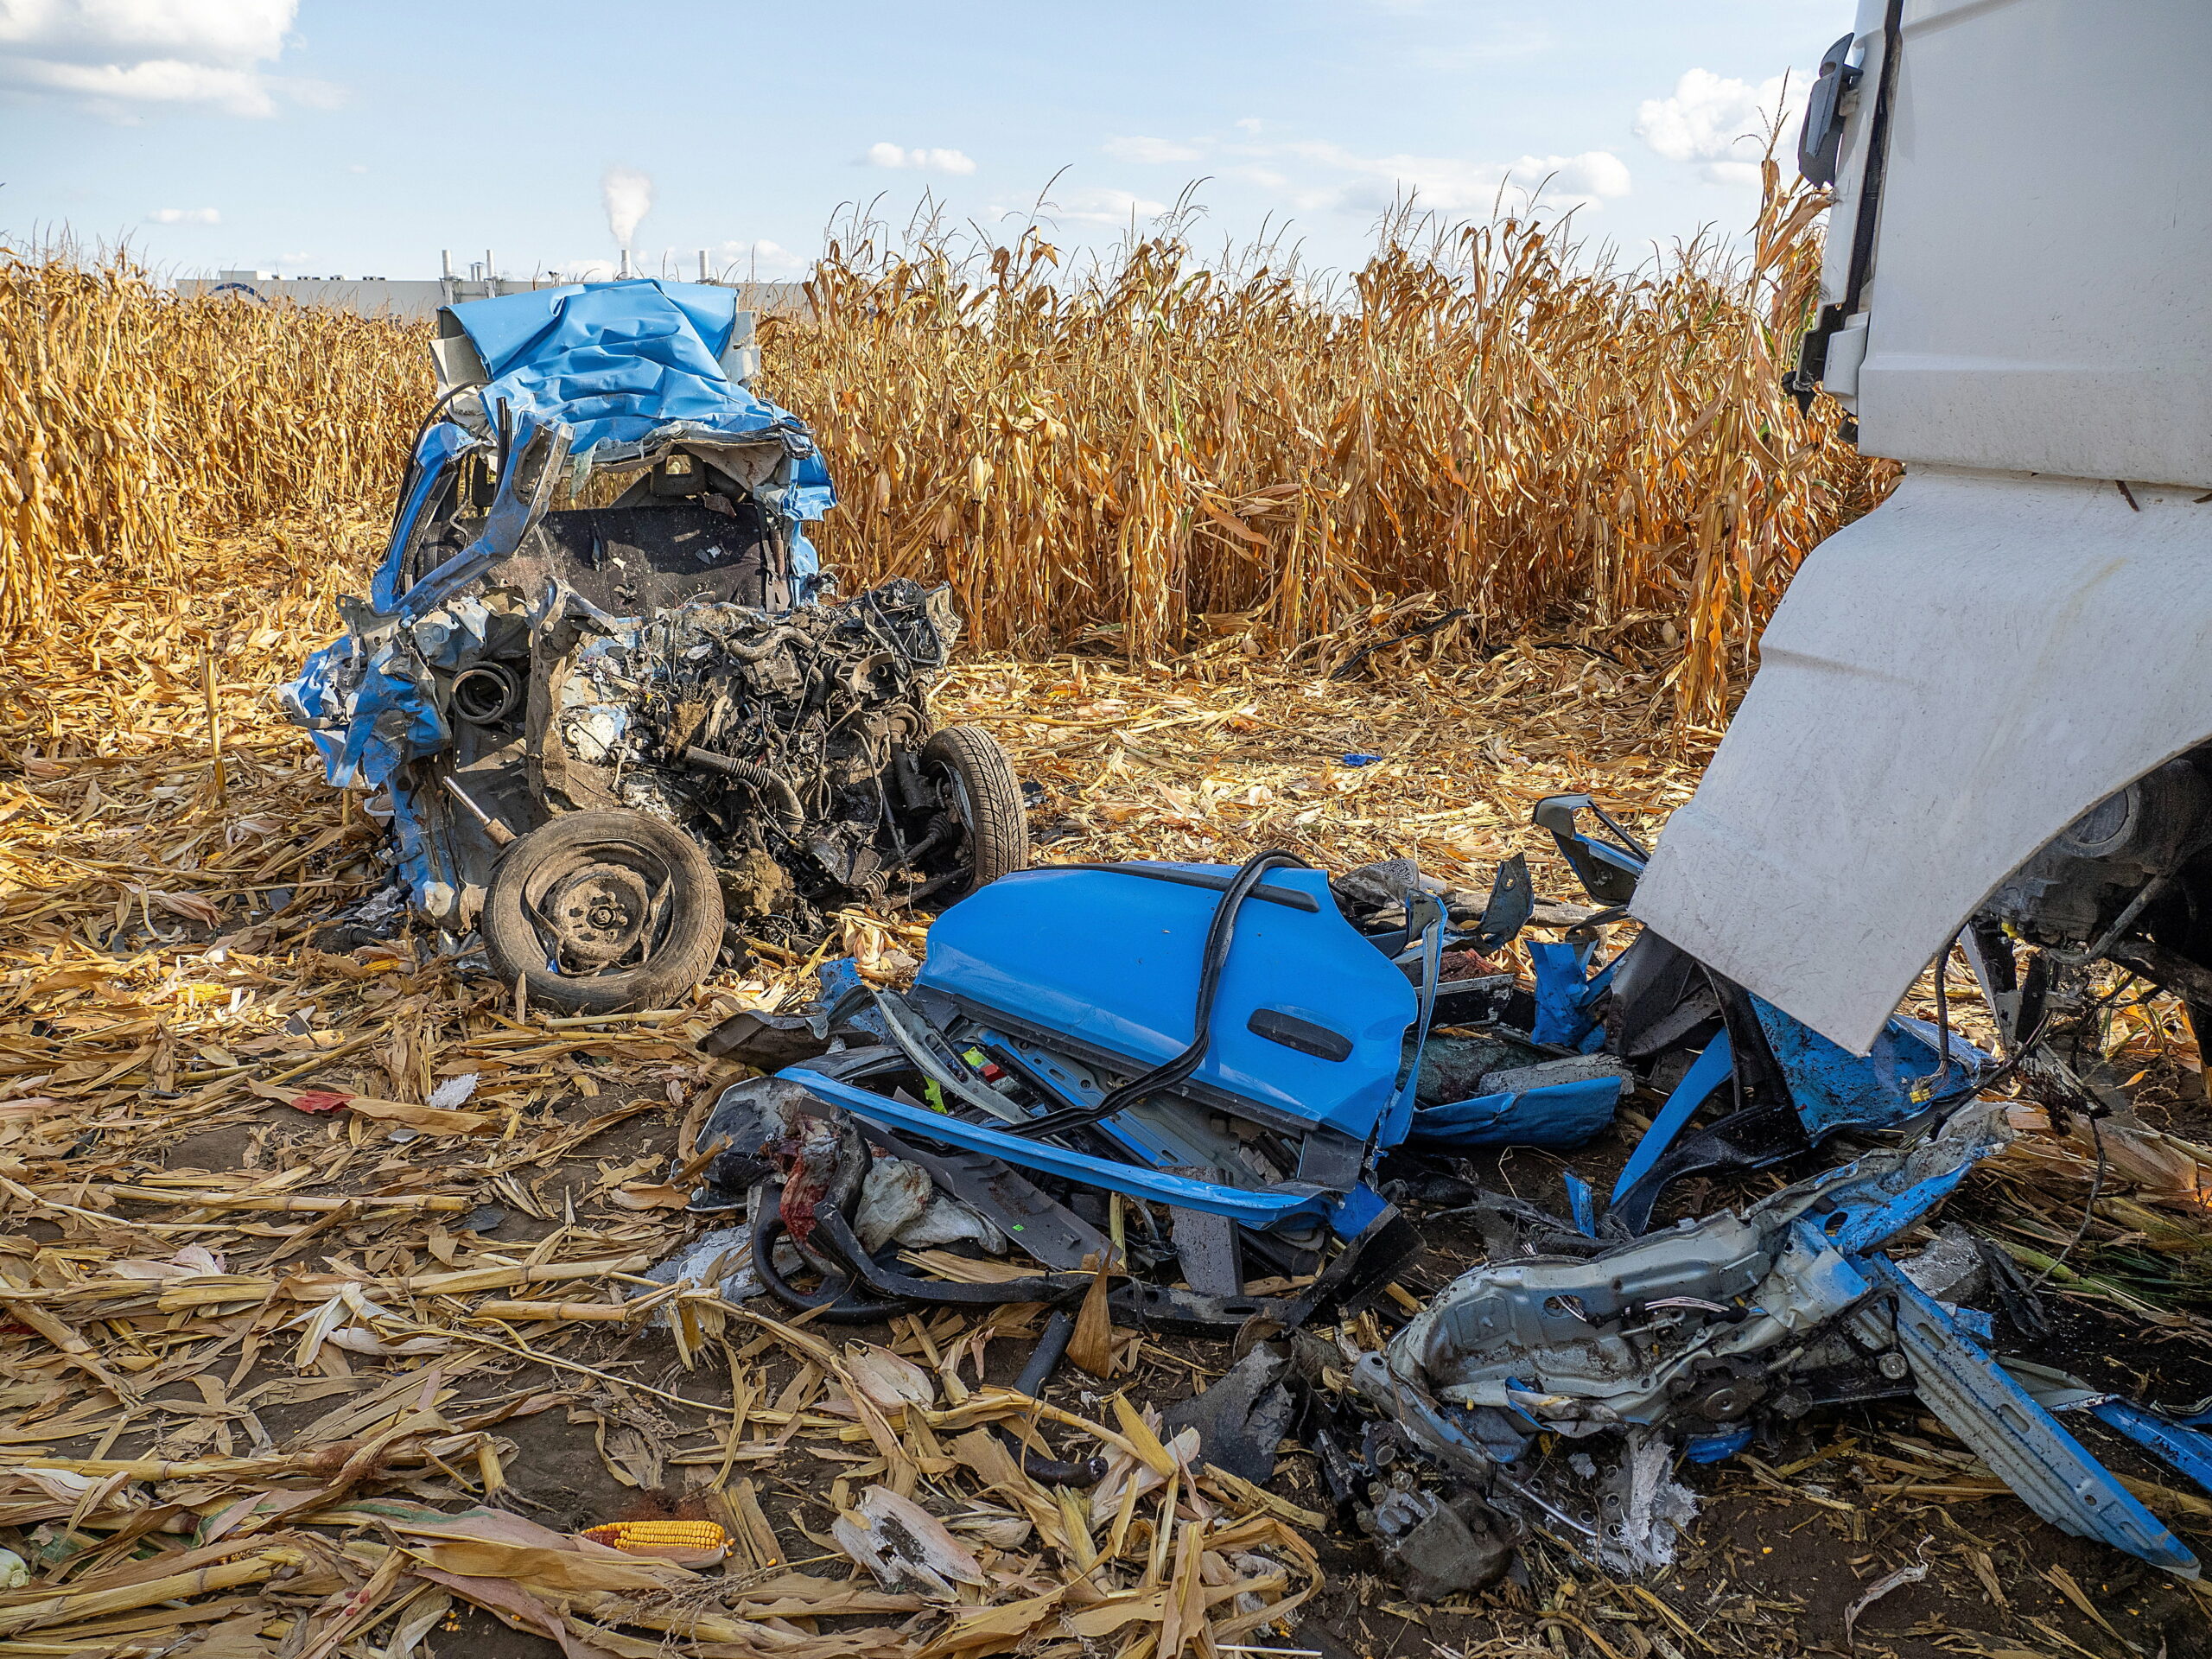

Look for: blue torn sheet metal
[1610,1030,1732,1204]
[1752,1000,1987,1138]
[764,828,2204,1578]
[785,1066,1341,1230]
[1529,793,1992,1226]
[2005,1368,2212,1515]
[1371,1100,2203,1576]
[2088,1399,2212,1503]
[1528,939,1614,1051]
[1372,1106,2010,1430]
[1864,1255,2197,1573]
[1408,1075,1623,1150]
[443,281,832,496]
[391,279,834,618]
[1607,989,1988,1217]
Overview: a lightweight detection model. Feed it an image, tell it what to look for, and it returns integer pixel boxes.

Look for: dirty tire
[482,810,724,1014]
[923,724,1030,898]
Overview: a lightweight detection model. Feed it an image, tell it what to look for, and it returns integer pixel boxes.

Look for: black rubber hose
[787,1211,1100,1484]
[1014,1307,1077,1396]
[749,1212,915,1325]
[997,1309,1107,1487]
[681,747,807,839]
[805,1207,1090,1306]
[1010,849,1310,1141]
[714,626,810,664]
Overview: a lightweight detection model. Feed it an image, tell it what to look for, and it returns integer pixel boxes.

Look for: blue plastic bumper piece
[782,1066,1338,1230]
[1562,1170,1598,1237]
[1683,1425,1753,1464]
[1752,997,1988,1137]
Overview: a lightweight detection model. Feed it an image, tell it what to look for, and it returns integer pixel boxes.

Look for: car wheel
[481,810,724,1014]
[921,725,1030,899]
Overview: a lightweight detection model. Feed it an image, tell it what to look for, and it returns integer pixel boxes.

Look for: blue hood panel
[916,863,1417,1141]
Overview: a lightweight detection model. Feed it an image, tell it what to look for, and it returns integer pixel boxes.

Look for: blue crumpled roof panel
[281,279,846,918]
[446,278,811,460]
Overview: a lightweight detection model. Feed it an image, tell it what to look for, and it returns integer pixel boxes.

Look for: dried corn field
[0,250,426,638]
[793,172,1889,723]
[6,171,1887,722]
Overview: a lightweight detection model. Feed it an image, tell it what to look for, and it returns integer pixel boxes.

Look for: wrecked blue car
[693,805,1981,1269]
[281,278,1028,1011]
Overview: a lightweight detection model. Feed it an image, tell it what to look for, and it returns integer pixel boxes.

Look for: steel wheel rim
[524,843,677,977]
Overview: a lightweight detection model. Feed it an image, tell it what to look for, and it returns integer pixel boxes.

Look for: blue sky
[1,0,1852,284]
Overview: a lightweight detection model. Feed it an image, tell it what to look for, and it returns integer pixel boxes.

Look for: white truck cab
[1631,0,2212,1053]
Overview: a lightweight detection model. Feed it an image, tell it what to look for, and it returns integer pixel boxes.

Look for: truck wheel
[922,725,1030,899]
[482,810,724,1013]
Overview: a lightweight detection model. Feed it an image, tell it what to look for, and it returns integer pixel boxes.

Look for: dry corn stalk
[4,171,1886,721]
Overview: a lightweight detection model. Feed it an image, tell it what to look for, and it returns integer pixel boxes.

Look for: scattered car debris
[672,788,2212,1599]
[1361,1485,1515,1601]
[283,277,1029,1010]
[1161,1340,1296,1485]
[1349,1095,2200,1576]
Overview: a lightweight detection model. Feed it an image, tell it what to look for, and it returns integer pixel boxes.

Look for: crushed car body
[676,811,2212,1586]
[283,278,1028,1009]
[696,848,1625,1245]
[1362,1102,2200,1575]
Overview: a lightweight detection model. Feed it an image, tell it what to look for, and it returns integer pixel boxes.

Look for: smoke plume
[601,165,653,249]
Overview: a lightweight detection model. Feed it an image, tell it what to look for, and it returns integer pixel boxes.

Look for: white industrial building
[173,251,807,321]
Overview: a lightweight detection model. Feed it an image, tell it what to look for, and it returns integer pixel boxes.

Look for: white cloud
[713,238,807,279]
[864,142,976,175]
[1634,68,1806,186]
[146,205,218,224]
[1280,140,1631,215]
[1235,118,1264,134]
[1044,186,1170,228]
[1103,135,1201,165]
[0,0,322,117]
[601,164,652,248]
[346,162,365,174]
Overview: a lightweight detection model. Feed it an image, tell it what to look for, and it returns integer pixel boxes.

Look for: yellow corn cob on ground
[579,1521,731,1560]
